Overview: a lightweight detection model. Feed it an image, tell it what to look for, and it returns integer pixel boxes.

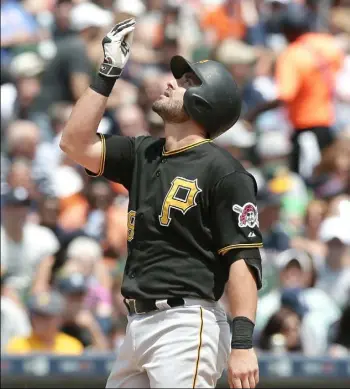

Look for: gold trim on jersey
[85,133,106,177]
[218,242,263,256]
[162,139,211,156]
[192,307,204,388]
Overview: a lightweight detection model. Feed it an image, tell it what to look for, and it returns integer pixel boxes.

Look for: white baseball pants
[106,298,231,388]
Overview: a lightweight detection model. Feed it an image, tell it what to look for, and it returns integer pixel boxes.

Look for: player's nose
[167,80,176,90]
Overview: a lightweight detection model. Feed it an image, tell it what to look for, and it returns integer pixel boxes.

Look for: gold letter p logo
[159,177,202,227]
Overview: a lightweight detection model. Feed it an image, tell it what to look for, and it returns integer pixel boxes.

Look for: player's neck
[164,123,206,153]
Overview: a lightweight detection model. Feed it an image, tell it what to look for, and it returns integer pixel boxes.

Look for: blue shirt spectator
[1,0,39,65]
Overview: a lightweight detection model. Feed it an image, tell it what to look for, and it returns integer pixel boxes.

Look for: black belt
[124,298,185,315]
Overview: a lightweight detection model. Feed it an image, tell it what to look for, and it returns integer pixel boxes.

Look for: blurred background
[1,0,349,387]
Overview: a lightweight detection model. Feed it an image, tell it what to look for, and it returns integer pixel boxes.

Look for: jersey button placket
[156,171,160,177]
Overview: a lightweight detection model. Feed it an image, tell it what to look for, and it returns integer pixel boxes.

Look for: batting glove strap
[98,63,123,78]
[90,72,117,97]
[231,316,255,349]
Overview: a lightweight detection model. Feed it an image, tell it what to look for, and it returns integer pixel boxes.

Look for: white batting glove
[99,18,136,78]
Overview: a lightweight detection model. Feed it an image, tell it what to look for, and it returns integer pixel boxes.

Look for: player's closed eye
[187,73,201,87]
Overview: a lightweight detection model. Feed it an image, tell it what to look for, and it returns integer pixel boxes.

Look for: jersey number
[159,177,202,227]
[127,210,136,242]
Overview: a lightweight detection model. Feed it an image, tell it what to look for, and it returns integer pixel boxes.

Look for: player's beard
[152,97,189,124]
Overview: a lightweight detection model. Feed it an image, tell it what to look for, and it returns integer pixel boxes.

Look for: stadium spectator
[111,269,128,320]
[56,272,109,351]
[32,1,113,116]
[56,175,117,238]
[201,0,251,44]
[256,248,341,355]
[5,158,37,201]
[256,130,309,235]
[1,0,41,66]
[213,120,257,163]
[256,130,291,182]
[256,0,290,48]
[328,301,350,358]
[1,120,55,196]
[291,199,328,260]
[50,0,75,41]
[3,119,39,161]
[32,195,86,287]
[6,290,84,355]
[60,237,113,316]
[29,102,71,175]
[256,249,311,331]
[4,52,44,125]
[317,215,350,309]
[245,2,344,179]
[1,269,31,352]
[1,187,60,302]
[258,307,303,353]
[214,38,266,114]
[311,135,350,199]
[108,315,128,352]
[114,103,149,137]
[256,187,290,252]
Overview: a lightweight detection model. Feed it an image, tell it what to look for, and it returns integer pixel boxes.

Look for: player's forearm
[60,17,135,156]
[60,87,107,153]
[227,259,258,322]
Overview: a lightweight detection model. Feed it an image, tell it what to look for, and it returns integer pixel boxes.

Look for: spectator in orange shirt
[201,0,247,45]
[245,3,344,179]
[6,291,84,355]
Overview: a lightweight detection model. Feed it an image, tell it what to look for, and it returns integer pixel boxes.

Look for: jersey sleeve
[210,171,263,255]
[85,134,135,190]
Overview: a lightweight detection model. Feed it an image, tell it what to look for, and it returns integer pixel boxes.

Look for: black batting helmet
[170,55,241,139]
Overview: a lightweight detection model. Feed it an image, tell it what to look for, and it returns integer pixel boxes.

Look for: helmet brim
[170,55,195,79]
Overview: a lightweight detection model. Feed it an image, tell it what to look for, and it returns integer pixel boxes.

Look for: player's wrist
[90,72,119,97]
[231,316,255,349]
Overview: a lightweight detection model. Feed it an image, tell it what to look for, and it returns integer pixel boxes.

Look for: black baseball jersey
[87,135,263,301]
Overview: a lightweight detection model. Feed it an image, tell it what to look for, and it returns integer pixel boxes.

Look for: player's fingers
[122,26,136,45]
[111,19,135,36]
[248,374,256,389]
[232,378,243,388]
[242,376,250,388]
[254,369,259,386]
[227,372,233,388]
[110,18,135,33]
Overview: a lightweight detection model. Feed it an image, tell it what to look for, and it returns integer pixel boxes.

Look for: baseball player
[60,18,263,389]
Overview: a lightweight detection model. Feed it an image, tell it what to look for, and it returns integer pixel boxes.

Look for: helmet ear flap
[190,94,212,113]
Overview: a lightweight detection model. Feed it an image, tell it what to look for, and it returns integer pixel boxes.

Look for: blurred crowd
[1,0,349,359]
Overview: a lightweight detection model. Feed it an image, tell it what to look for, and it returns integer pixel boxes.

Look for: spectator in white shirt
[256,248,341,355]
[0,270,31,351]
[1,187,60,302]
[317,215,350,309]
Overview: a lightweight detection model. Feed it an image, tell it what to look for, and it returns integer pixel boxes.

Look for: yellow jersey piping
[192,307,204,388]
[162,139,211,156]
[218,242,263,255]
[84,133,106,177]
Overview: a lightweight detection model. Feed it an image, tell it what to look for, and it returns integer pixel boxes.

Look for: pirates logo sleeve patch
[232,202,259,229]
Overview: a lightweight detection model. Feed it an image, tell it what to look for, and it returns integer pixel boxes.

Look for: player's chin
[152,98,168,114]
